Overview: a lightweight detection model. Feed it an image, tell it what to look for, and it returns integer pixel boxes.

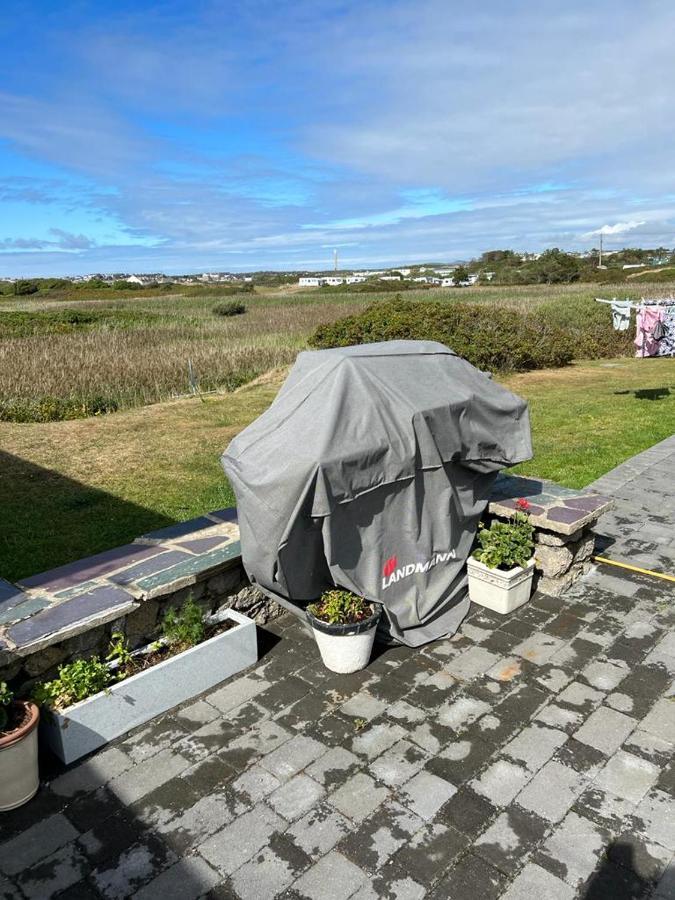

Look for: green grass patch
[1,357,673,582]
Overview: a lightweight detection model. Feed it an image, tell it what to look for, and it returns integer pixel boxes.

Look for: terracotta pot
[0,701,40,811]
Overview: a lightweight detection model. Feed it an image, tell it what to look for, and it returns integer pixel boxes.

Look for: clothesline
[596,297,675,358]
[595,296,675,308]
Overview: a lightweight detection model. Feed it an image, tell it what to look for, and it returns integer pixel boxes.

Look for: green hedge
[310,298,576,372]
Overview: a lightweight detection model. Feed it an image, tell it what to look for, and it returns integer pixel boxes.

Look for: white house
[346,276,366,284]
[298,277,326,287]
[379,275,402,281]
[323,276,345,286]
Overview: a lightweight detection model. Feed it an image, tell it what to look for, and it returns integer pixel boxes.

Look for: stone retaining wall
[0,509,283,692]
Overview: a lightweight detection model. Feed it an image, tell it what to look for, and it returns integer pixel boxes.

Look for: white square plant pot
[40,608,257,765]
[466,556,535,615]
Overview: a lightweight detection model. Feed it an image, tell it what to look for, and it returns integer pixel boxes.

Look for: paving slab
[3,438,673,900]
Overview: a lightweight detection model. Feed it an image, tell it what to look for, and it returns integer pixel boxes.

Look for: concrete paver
[1,435,673,898]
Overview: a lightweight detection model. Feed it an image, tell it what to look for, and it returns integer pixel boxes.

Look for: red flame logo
[383,556,397,577]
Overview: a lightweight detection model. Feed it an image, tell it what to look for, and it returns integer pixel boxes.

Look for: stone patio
[0,438,673,899]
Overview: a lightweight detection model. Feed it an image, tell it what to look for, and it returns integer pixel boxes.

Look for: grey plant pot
[40,609,257,765]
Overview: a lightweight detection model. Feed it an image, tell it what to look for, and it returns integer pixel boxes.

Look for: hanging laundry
[610,299,632,331]
[635,306,665,358]
[657,306,675,357]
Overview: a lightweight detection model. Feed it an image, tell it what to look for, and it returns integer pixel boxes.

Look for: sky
[2,0,675,276]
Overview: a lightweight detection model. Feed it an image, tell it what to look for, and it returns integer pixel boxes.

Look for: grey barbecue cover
[222,341,532,646]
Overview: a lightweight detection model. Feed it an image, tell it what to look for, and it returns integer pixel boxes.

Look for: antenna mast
[599,233,603,268]
[333,249,338,272]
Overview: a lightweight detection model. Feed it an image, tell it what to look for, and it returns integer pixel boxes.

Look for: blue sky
[1,0,675,275]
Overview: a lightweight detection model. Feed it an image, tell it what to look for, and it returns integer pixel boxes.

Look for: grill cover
[222,341,532,646]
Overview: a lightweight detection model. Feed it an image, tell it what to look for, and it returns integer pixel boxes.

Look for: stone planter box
[40,609,257,765]
[467,557,535,614]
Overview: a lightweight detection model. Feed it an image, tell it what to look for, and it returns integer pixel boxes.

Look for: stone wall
[533,525,596,596]
[0,510,283,693]
[488,473,613,597]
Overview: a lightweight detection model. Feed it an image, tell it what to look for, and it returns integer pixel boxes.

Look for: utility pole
[599,233,603,268]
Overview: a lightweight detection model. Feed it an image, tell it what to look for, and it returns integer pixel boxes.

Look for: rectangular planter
[467,556,535,614]
[41,609,257,765]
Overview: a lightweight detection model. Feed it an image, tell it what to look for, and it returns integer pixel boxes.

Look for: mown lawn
[1,357,673,583]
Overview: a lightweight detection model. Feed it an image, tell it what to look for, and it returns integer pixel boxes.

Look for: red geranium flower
[515,497,531,512]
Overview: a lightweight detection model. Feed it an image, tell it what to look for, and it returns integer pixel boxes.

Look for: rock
[207,567,245,598]
[536,527,583,547]
[571,532,596,563]
[124,600,160,647]
[227,586,284,624]
[535,544,574,577]
[23,644,68,677]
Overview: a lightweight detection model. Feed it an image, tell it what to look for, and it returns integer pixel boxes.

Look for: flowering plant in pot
[0,681,40,811]
[467,499,535,614]
[306,589,381,673]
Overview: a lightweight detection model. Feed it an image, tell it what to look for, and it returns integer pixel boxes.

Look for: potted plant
[0,681,40,811]
[34,599,257,765]
[306,589,381,674]
[467,499,535,614]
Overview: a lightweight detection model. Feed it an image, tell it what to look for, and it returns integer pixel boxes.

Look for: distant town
[2,246,675,289]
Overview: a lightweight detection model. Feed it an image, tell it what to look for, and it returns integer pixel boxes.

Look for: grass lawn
[1,356,673,583]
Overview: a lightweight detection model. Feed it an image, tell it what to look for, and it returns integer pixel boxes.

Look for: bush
[213,300,247,317]
[13,280,38,295]
[0,394,119,423]
[310,297,575,372]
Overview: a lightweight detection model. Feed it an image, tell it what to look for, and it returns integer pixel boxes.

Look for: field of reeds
[0,281,668,422]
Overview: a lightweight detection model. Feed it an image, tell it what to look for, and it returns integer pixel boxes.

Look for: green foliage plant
[310,297,576,372]
[472,507,534,571]
[106,631,134,677]
[307,589,373,626]
[33,656,112,711]
[213,300,247,317]
[0,681,13,730]
[161,597,206,650]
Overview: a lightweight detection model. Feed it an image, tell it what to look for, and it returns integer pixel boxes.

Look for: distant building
[379,275,402,281]
[298,276,325,287]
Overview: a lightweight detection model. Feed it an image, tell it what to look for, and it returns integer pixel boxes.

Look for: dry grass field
[1,280,674,579]
[0,280,663,422]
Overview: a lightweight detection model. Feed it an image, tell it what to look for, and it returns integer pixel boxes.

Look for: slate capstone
[7,584,136,647]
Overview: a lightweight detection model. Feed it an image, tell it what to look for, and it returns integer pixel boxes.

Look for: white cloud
[585,221,647,237]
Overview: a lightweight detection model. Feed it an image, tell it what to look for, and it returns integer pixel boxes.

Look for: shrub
[310,297,575,372]
[0,394,119,423]
[307,589,373,625]
[13,280,38,295]
[473,507,534,570]
[213,300,247,317]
